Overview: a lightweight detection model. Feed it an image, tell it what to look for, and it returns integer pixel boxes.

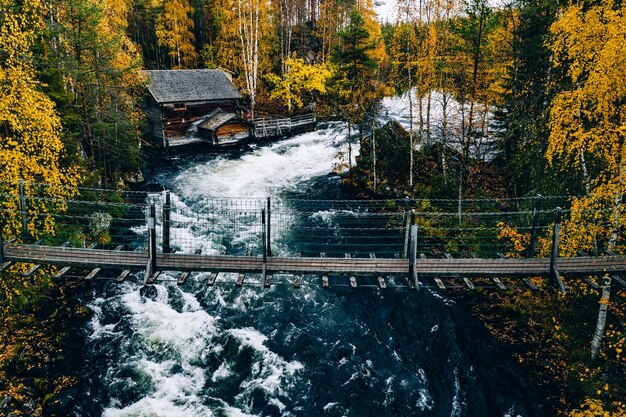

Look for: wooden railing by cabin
[253,114,316,139]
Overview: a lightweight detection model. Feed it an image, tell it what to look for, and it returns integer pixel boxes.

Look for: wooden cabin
[197,109,253,146]
[143,69,243,148]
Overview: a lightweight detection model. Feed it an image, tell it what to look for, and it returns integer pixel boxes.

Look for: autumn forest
[1,0,626,415]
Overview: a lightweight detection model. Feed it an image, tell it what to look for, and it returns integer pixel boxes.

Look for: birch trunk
[591,275,611,360]
[237,0,260,117]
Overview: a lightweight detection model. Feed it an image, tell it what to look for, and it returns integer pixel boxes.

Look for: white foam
[172,124,352,199]
[212,362,233,381]
[100,285,219,417]
[229,327,304,397]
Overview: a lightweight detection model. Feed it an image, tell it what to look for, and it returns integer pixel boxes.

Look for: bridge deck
[5,244,626,277]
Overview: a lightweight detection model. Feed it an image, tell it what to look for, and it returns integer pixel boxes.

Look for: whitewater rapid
[81,118,537,417]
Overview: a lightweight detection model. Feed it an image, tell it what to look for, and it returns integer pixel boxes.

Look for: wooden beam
[522,278,538,290]
[53,266,71,280]
[492,277,507,290]
[0,261,12,273]
[612,275,626,288]
[406,276,416,289]
[86,245,123,281]
[207,272,218,286]
[583,277,600,290]
[434,278,446,290]
[116,270,132,282]
[462,277,475,290]
[84,268,101,280]
[236,273,244,287]
[147,271,161,284]
[177,249,202,285]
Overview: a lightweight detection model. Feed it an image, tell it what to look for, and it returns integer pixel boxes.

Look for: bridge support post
[409,225,419,290]
[402,209,415,259]
[163,191,171,253]
[261,208,268,287]
[550,207,567,293]
[144,203,157,285]
[266,197,271,257]
[527,194,541,257]
[19,179,29,240]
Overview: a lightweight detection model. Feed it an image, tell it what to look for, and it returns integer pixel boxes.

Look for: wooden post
[527,194,541,257]
[147,203,157,280]
[402,211,409,259]
[550,207,567,293]
[261,208,268,286]
[409,225,419,290]
[163,191,171,253]
[19,179,29,240]
[266,197,271,257]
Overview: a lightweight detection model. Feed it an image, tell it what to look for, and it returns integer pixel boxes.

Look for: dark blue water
[73,125,543,416]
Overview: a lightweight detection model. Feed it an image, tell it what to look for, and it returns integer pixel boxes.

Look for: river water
[74,119,543,416]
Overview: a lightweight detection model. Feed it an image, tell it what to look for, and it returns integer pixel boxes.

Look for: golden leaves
[266,56,332,110]
[156,0,198,68]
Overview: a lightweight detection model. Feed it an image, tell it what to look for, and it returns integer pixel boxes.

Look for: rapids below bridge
[27,122,556,417]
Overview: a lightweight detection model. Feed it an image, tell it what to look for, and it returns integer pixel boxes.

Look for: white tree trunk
[237,0,260,117]
[591,275,611,360]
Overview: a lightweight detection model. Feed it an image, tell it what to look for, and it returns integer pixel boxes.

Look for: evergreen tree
[494,0,563,196]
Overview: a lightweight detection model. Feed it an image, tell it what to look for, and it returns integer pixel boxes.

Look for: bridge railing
[1,180,624,271]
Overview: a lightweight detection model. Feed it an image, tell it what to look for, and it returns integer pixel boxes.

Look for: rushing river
[74,120,543,416]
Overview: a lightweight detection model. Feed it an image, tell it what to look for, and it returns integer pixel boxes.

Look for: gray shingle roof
[145,69,242,103]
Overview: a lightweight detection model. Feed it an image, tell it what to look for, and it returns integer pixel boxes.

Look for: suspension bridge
[1,181,626,293]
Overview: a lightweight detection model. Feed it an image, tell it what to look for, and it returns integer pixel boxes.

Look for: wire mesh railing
[2,180,626,284]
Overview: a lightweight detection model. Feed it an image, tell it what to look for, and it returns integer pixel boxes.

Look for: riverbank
[451,284,626,415]
[0,276,91,416]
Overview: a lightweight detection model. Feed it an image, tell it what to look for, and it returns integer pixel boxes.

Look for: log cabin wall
[144,95,165,146]
[162,100,237,139]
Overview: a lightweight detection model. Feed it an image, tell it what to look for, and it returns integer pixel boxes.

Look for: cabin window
[174,103,187,111]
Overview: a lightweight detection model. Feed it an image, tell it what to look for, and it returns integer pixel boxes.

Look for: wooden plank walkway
[5,243,626,277]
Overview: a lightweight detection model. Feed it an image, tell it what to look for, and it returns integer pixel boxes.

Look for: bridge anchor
[550,207,567,293]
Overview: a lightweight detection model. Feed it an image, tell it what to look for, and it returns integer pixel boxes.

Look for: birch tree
[547,0,626,252]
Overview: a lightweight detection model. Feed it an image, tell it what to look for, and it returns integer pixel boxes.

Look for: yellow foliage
[0,0,80,239]
[496,222,530,257]
[266,56,332,110]
[156,0,198,68]
[547,2,626,253]
[569,399,626,416]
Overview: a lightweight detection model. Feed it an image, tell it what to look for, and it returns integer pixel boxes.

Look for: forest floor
[0,279,89,417]
[451,283,626,415]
